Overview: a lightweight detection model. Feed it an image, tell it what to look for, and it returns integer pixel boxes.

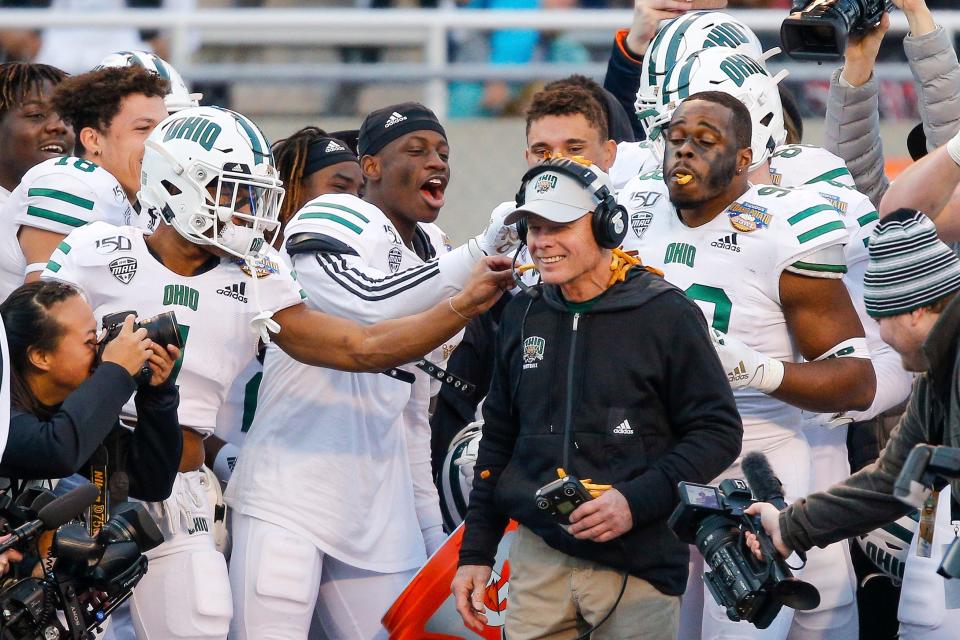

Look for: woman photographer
[0,281,182,502]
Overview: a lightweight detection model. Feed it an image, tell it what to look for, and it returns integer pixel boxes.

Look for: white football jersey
[768,144,856,190]
[618,174,849,441]
[0,157,158,300]
[609,140,660,191]
[775,148,914,420]
[42,221,304,435]
[226,194,463,573]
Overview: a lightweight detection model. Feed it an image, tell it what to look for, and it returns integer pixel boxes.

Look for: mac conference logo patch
[109,257,137,284]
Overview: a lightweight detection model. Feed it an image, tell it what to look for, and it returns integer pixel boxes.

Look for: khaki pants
[505,525,680,640]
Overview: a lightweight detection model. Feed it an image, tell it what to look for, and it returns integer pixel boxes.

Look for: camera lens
[138,311,183,349]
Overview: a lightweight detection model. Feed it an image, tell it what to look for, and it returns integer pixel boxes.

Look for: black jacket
[603,29,647,142]
[0,363,182,502]
[459,267,742,595]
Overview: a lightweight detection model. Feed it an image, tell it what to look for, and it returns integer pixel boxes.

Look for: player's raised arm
[270,255,513,372]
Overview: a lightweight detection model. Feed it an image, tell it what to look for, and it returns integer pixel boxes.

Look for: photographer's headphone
[513,158,628,250]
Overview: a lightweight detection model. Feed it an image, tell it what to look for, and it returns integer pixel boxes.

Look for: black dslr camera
[669,479,820,629]
[781,0,893,61]
[0,488,164,640]
[97,310,182,384]
[894,444,960,579]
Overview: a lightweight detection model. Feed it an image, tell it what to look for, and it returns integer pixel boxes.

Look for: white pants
[682,432,812,640]
[787,425,858,640]
[128,470,233,640]
[898,485,960,639]
[229,512,415,640]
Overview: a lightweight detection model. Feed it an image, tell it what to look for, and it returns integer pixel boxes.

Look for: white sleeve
[842,255,914,421]
[291,247,470,325]
[14,171,107,235]
[39,222,106,297]
[402,371,446,555]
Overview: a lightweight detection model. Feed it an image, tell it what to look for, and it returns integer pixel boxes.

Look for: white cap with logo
[505,162,615,226]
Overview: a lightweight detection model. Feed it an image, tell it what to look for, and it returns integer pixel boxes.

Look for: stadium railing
[1,8,957,119]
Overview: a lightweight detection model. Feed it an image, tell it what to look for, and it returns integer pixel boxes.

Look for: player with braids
[0,62,72,205]
[271,126,362,232]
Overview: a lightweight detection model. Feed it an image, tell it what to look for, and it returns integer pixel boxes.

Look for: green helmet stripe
[661,15,700,89]
[646,12,698,87]
[675,55,700,100]
[231,111,270,165]
[152,58,172,82]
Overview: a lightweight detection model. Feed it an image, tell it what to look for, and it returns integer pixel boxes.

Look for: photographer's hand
[841,13,890,87]
[452,564,492,633]
[100,315,152,378]
[568,488,633,543]
[892,0,935,37]
[0,535,23,575]
[743,502,791,559]
[145,343,181,386]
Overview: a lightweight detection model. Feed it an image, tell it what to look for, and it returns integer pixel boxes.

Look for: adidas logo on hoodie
[612,419,634,435]
[325,140,347,153]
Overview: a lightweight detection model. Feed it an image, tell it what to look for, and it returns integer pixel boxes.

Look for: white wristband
[757,358,785,394]
[947,131,960,167]
[24,262,47,276]
[213,442,241,482]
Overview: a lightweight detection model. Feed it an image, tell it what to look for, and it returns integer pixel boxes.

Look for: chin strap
[245,254,281,344]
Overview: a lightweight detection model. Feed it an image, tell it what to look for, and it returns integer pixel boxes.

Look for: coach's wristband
[213,442,241,482]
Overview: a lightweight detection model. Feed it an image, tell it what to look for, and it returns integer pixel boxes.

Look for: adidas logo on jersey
[325,140,346,153]
[612,419,634,435]
[384,111,407,128]
[729,361,750,382]
[217,282,248,303]
[711,233,741,253]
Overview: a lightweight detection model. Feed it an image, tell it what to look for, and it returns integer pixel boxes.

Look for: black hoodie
[459,266,742,595]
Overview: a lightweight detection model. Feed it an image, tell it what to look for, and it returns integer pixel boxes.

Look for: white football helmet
[96,50,202,113]
[855,511,918,585]
[636,11,770,138]
[649,47,789,170]
[438,422,482,531]
[139,106,284,259]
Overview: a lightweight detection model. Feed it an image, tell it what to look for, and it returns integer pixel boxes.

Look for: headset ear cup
[516,217,528,246]
[592,198,627,249]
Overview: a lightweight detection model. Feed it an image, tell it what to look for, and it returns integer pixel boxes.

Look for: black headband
[358,102,447,157]
[302,137,359,177]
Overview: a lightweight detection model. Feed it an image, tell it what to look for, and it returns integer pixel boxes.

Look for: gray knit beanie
[864,208,960,318]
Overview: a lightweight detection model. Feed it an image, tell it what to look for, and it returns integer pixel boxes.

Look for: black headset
[513,158,628,250]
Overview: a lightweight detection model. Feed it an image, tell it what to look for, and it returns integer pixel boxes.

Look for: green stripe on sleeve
[28,188,94,210]
[303,202,370,223]
[57,241,71,255]
[857,211,879,227]
[298,212,362,234]
[791,261,847,274]
[803,168,851,185]
[299,288,307,299]
[797,220,845,244]
[26,206,86,228]
[45,260,61,273]
[787,204,835,226]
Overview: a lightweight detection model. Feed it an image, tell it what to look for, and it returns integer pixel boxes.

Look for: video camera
[781,0,892,61]
[668,454,820,629]
[0,483,163,640]
[894,444,960,579]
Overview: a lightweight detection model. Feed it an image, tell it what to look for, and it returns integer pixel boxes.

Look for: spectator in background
[449,0,589,117]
